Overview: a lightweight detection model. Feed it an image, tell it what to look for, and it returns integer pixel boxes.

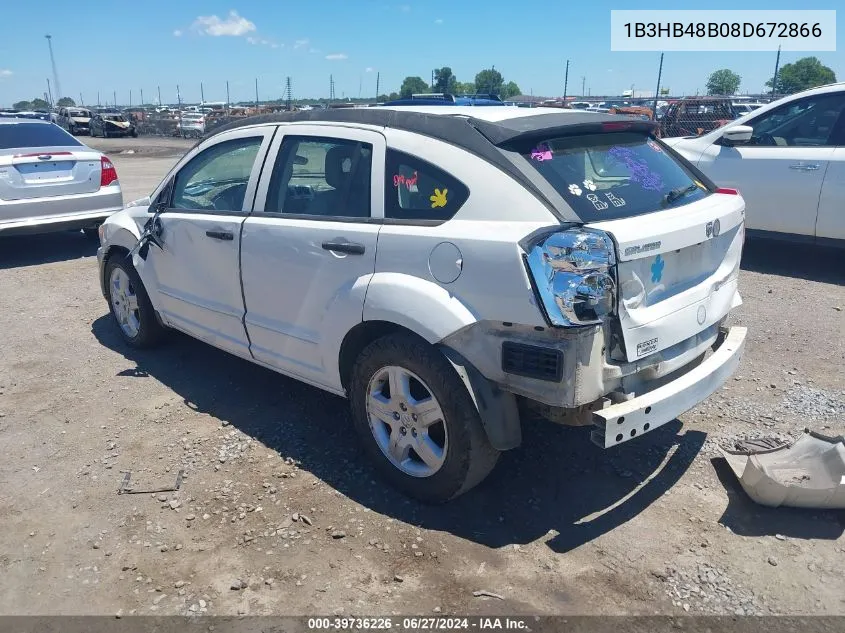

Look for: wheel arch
[338,320,522,452]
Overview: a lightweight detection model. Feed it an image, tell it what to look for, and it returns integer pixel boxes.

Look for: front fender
[363,273,478,343]
[99,210,145,296]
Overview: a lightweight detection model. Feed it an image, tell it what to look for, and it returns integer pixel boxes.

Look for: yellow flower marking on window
[430,188,448,208]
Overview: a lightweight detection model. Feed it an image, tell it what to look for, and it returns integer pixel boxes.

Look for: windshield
[105,115,126,122]
[68,110,90,118]
[0,122,83,150]
[520,131,710,222]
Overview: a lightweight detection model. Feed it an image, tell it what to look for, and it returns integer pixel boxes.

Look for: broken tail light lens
[525,229,616,327]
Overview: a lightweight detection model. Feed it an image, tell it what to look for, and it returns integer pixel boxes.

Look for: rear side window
[385,149,469,221]
[519,132,709,222]
[0,123,82,149]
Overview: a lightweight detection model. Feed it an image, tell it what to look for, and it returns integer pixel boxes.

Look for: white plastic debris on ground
[718,430,845,509]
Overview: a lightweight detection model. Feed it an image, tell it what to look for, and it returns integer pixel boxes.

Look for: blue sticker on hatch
[651,254,665,283]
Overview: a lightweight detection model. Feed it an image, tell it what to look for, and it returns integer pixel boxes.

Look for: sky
[0,0,842,107]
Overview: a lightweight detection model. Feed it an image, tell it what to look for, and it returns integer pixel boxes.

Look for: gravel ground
[0,136,843,616]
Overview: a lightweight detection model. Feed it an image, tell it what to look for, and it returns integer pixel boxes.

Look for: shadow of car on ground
[94,315,706,553]
[0,231,98,270]
[741,239,845,285]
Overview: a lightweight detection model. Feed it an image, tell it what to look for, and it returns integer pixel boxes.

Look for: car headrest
[325,144,367,189]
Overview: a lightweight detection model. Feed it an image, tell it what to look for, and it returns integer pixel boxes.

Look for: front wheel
[104,255,165,348]
[349,333,500,503]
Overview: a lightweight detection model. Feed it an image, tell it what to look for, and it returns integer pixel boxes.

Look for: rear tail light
[716,187,740,195]
[100,156,118,187]
[525,229,616,327]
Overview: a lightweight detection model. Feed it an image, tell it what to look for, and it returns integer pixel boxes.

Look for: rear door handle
[205,230,234,241]
[321,241,365,255]
[789,163,820,171]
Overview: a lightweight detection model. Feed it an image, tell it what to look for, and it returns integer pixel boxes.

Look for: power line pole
[97,91,100,107]
[254,78,259,108]
[329,75,335,101]
[157,86,161,106]
[375,71,380,101]
[563,59,569,102]
[45,35,62,101]
[113,90,117,108]
[140,88,144,106]
[46,78,53,107]
[284,76,292,110]
[177,85,181,110]
[226,81,230,111]
[771,45,782,97]
[200,82,205,104]
[129,90,132,107]
[79,92,83,106]
[652,52,664,121]
[581,76,586,97]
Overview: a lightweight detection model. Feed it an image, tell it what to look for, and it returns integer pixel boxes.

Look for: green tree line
[705,56,836,96]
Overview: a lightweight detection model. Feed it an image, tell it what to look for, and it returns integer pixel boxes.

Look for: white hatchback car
[664,83,845,246]
[97,107,747,502]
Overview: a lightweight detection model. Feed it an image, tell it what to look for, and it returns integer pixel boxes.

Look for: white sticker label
[637,337,659,357]
[586,193,609,210]
[605,192,626,207]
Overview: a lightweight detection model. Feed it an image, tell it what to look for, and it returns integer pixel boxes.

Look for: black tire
[104,254,166,349]
[349,332,500,503]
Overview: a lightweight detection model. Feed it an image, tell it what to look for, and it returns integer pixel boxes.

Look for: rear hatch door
[588,192,744,361]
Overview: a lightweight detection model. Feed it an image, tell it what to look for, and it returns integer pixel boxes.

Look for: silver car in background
[0,119,123,237]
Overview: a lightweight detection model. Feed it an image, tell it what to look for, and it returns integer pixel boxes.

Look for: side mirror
[721,125,753,146]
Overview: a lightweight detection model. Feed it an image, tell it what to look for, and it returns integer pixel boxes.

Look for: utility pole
[329,75,335,101]
[140,88,144,106]
[563,59,569,103]
[771,45,782,97]
[79,92,83,106]
[45,35,62,102]
[375,72,380,101]
[358,75,362,99]
[200,82,205,104]
[113,90,117,108]
[581,76,586,97]
[177,84,182,110]
[157,86,162,106]
[46,78,53,107]
[226,81,230,111]
[130,90,133,107]
[652,52,664,121]
[254,78,259,108]
[97,91,100,107]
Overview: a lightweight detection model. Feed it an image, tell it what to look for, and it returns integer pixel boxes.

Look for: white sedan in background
[664,82,845,246]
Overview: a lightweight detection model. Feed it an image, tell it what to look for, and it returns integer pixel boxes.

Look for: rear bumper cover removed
[592,326,747,448]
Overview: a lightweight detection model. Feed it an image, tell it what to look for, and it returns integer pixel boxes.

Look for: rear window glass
[519,132,709,221]
[0,122,82,149]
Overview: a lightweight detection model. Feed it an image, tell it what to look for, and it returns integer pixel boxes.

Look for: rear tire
[349,332,500,503]
[104,254,165,349]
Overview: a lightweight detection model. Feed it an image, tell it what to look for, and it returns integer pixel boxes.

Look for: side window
[264,136,373,218]
[170,136,262,212]
[748,94,845,147]
[384,149,469,221]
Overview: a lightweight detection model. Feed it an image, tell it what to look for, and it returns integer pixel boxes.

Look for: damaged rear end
[483,116,748,447]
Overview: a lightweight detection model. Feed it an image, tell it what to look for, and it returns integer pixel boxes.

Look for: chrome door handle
[789,163,820,171]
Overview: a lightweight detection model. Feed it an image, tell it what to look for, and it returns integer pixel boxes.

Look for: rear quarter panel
[367,130,558,340]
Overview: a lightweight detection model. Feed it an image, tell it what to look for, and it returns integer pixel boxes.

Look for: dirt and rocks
[0,135,843,617]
